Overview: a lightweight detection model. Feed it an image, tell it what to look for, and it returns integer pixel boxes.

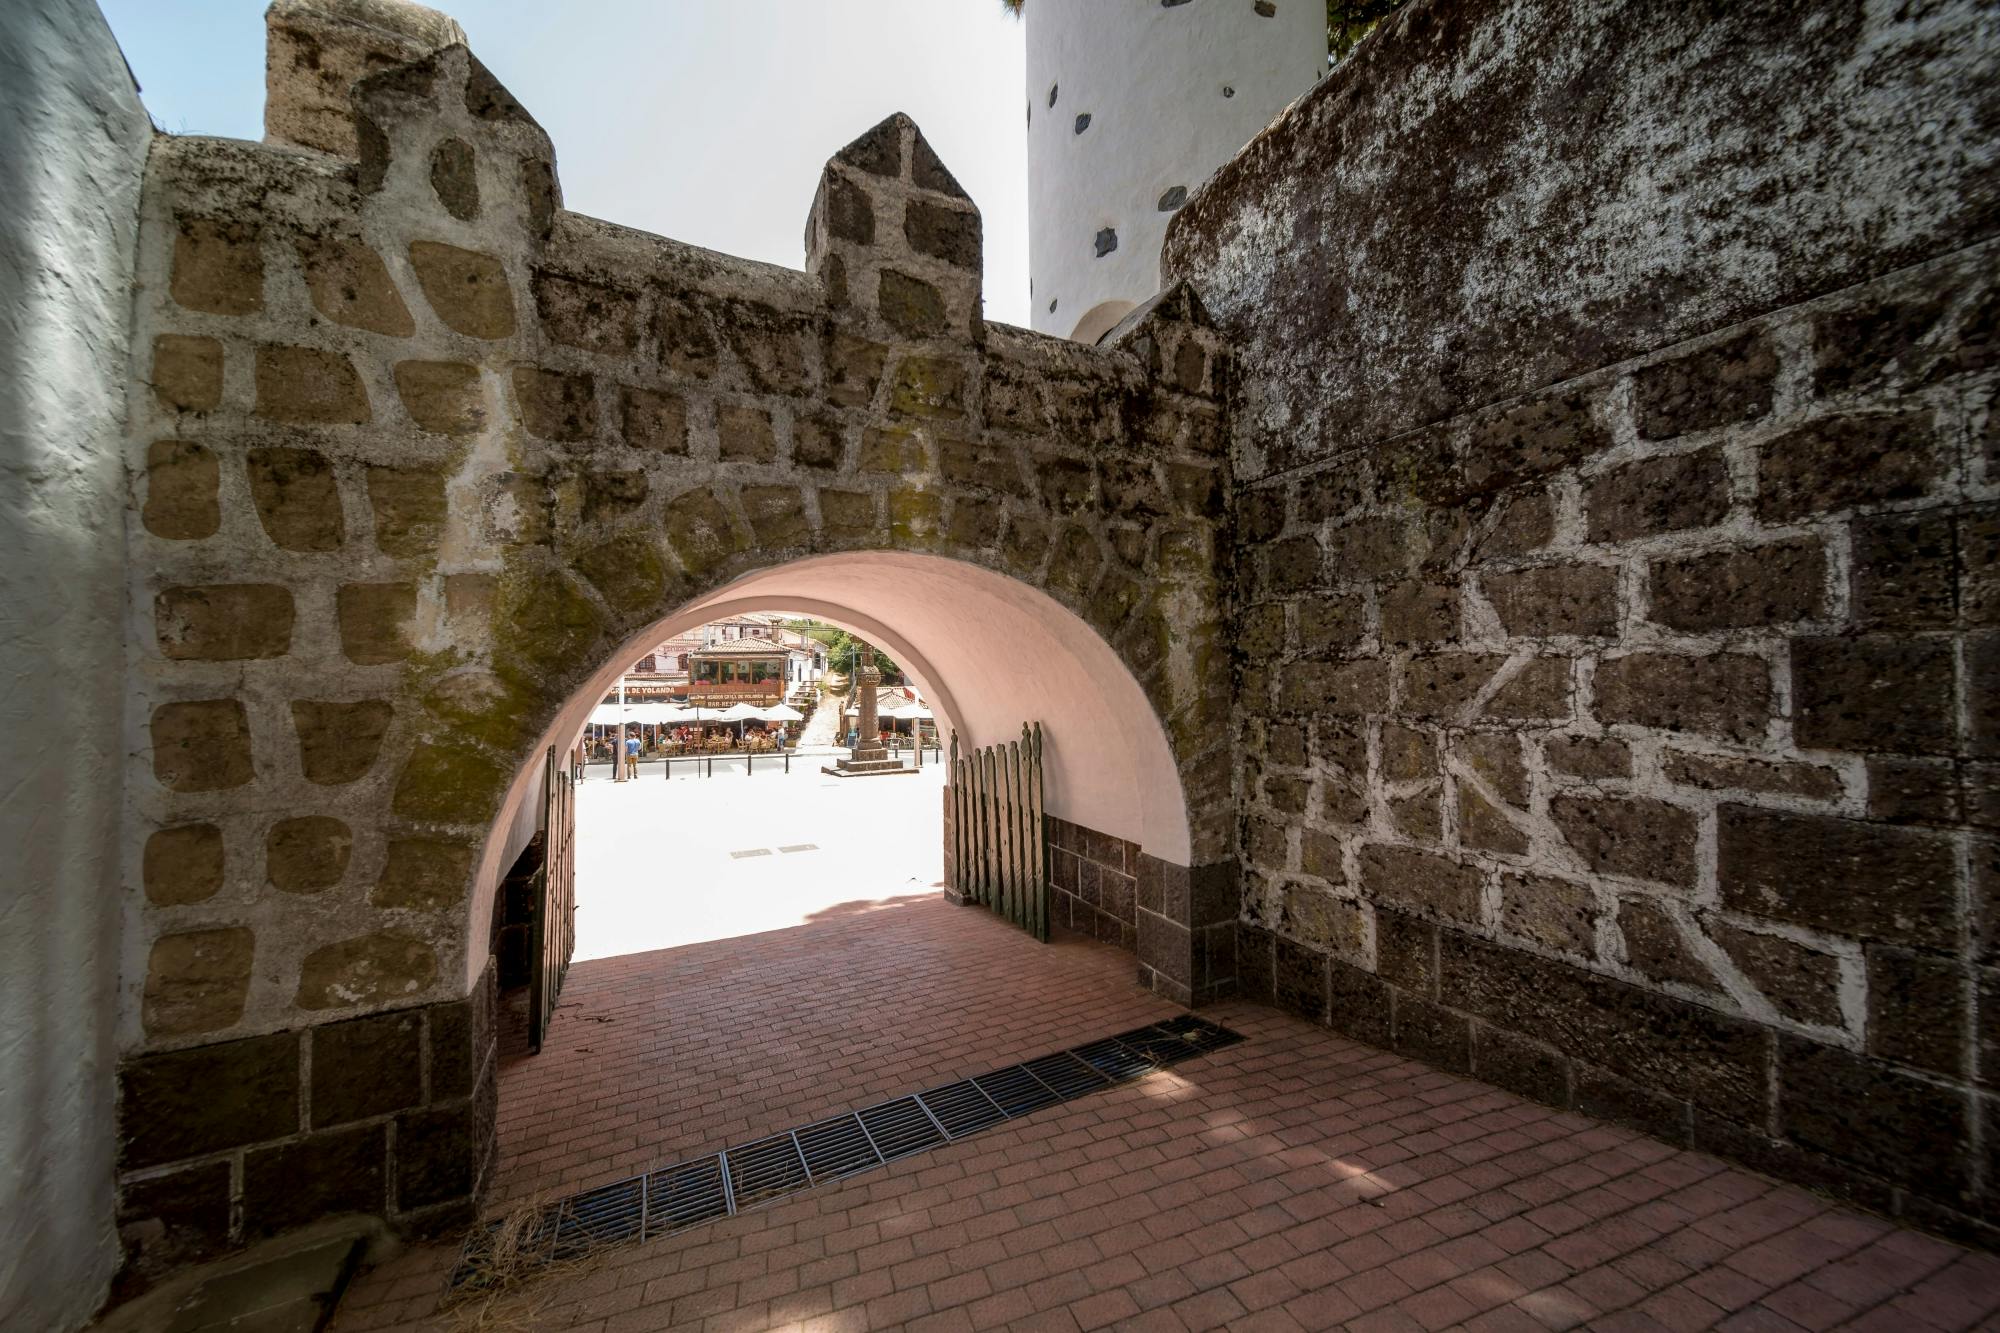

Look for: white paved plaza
[569,751,946,961]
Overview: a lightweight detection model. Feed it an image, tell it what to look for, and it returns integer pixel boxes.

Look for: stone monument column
[854,641,880,753]
[823,639,913,778]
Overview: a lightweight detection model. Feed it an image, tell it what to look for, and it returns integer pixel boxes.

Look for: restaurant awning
[592,703,705,725]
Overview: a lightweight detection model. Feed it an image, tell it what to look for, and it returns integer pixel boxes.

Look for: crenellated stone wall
[1167,0,1999,1245]
[114,1,1234,1292]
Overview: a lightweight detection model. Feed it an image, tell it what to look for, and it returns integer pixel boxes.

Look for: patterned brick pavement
[333,897,2000,1332]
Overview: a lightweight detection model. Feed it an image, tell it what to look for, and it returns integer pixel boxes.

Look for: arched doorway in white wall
[1071,299,1139,345]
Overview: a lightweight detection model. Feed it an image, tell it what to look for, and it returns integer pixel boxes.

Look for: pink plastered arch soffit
[470,550,1195,983]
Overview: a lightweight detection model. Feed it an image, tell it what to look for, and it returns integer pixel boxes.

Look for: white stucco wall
[1025,0,1323,339]
[0,2,151,1327]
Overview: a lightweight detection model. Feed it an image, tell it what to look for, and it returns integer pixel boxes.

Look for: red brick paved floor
[334,897,2000,1332]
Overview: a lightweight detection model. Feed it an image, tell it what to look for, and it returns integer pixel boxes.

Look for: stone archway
[476,549,1204,966]
[115,3,1234,1295]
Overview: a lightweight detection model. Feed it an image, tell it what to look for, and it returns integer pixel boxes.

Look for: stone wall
[1137,853,1238,1006]
[0,1,152,1327]
[1038,817,1237,1005]
[115,965,497,1298]
[1048,815,1139,951]
[1166,0,2000,485]
[1167,0,1999,1244]
[114,0,1233,1288]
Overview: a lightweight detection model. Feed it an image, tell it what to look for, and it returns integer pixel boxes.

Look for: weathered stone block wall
[1042,815,1238,1003]
[1048,815,1139,951]
[1137,853,1238,1006]
[115,4,1233,1285]
[1166,0,1998,483]
[1167,0,1999,1243]
[115,964,497,1298]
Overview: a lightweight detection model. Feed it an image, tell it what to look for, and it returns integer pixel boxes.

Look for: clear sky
[98,0,1033,327]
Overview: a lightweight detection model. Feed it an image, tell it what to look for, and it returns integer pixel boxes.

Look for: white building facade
[1025,0,1326,342]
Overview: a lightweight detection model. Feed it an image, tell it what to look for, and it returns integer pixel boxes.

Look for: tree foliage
[825,632,900,681]
[783,620,900,681]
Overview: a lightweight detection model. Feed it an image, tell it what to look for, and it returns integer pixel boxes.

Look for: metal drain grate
[797,1113,881,1182]
[553,1176,644,1255]
[645,1156,730,1234]
[1116,1023,1205,1066]
[725,1133,809,1208]
[1072,1035,1157,1083]
[1024,1051,1109,1099]
[973,1062,1063,1117]
[450,1016,1244,1287]
[918,1079,1007,1139]
[858,1095,947,1161]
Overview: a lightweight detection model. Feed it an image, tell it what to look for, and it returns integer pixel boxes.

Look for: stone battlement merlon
[265,0,468,157]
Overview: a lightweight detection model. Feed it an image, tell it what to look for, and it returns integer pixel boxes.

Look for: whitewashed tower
[1025,0,1325,342]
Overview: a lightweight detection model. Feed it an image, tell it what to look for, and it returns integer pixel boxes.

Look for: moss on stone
[491,565,604,686]
[373,838,476,911]
[858,423,928,475]
[421,670,541,754]
[662,487,748,576]
[887,485,942,548]
[575,530,667,615]
[391,740,510,824]
[889,355,965,418]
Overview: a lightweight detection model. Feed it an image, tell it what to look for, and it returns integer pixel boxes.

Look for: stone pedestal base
[822,745,918,778]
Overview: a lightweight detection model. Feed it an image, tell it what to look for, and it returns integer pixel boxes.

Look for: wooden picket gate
[527,745,577,1052]
[948,723,1048,941]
